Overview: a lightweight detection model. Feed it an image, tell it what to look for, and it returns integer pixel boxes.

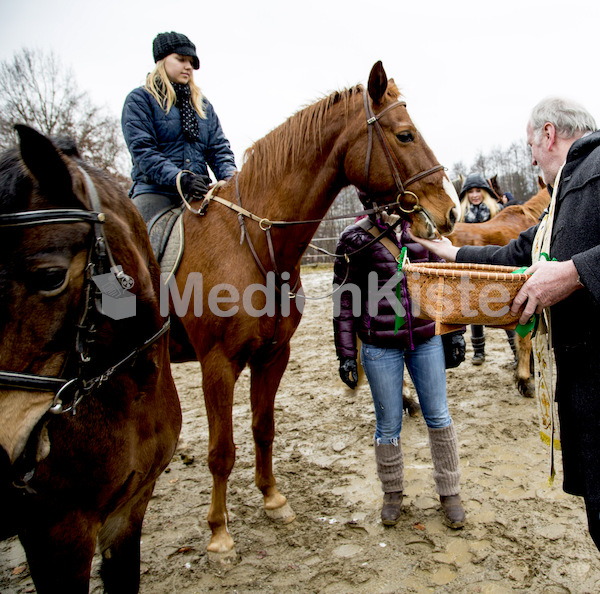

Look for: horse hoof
[206,529,235,556]
[265,501,296,524]
[517,379,535,398]
[207,547,238,566]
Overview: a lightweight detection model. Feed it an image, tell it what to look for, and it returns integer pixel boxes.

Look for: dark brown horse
[0,126,181,591]
[167,61,459,555]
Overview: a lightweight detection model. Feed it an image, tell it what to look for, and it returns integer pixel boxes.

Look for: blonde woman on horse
[121,31,236,219]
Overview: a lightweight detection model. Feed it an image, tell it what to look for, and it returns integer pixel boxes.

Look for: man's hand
[339,358,358,389]
[407,230,459,262]
[511,260,583,324]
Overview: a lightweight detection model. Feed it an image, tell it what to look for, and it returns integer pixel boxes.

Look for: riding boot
[506,329,518,368]
[471,328,485,366]
[428,423,465,529]
[374,439,404,526]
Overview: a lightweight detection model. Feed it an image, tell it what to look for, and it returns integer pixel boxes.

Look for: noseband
[362,89,445,214]
[0,167,169,415]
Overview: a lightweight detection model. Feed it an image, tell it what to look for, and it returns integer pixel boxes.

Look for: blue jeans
[361,336,451,444]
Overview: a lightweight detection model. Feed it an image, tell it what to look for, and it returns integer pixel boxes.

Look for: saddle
[133,195,185,282]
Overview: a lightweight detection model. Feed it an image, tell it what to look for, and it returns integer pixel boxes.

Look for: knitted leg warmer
[374,439,404,493]
[428,422,461,496]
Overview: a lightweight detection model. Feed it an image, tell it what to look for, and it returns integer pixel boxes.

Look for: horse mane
[240,85,365,193]
[0,147,32,213]
[522,185,550,220]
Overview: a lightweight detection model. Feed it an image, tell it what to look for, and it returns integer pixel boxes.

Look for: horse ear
[368,61,388,106]
[15,125,75,200]
[538,175,545,189]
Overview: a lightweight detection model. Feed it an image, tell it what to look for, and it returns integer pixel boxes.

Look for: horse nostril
[449,207,458,226]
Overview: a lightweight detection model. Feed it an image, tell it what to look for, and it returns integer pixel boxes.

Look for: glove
[180,173,208,198]
[339,358,358,389]
[442,330,466,369]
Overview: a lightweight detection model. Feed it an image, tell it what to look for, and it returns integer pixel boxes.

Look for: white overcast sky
[1,0,599,174]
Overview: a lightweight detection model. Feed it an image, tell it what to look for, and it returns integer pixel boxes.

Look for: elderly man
[412,97,600,551]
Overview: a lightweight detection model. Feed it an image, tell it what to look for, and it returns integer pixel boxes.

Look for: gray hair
[529,97,597,142]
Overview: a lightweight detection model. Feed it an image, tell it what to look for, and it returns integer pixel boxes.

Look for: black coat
[457,130,600,506]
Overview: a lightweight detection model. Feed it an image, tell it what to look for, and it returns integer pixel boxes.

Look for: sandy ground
[2,267,600,593]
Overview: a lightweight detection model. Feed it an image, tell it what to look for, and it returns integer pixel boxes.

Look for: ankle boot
[381,491,403,526]
[428,423,465,529]
[374,440,404,526]
[471,335,485,365]
[440,494,466,529]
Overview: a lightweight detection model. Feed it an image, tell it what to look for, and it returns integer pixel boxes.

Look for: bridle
[362,88,445,214]
[0,167,170,416]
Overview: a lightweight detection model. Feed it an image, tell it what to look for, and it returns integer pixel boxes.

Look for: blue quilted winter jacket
[121,86,237,199]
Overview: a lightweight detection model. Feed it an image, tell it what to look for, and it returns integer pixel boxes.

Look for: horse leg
[202,352,237,554]
[250,343,296,523]
[98,482,155,593]
[402,377,420,417]
[19,511,99,593]
[515,334,534,398]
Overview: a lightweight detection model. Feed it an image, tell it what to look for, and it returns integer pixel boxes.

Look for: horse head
[0,125,158,465]
[345,61,460,238]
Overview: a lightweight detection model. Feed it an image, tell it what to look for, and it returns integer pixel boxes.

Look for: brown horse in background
[448,178,550,396]
[168,61,460,556]
[0,127,181,592]
[447,176,549,246]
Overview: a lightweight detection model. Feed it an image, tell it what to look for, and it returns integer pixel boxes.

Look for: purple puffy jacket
[332,218,440,360]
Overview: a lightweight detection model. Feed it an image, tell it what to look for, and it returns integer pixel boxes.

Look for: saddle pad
[156,210,184,283]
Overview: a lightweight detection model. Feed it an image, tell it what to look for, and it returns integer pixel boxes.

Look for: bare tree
[0,48,128,179]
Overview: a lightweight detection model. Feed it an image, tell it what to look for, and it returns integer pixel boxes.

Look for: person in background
[500,190,516,206]
[121,31,236,218]
[333,209,466,529]
[410,96,600,552]
[459,173,517,365]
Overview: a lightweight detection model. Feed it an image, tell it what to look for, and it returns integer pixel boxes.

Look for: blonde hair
[145,59,206,118]
[459,188,500,221]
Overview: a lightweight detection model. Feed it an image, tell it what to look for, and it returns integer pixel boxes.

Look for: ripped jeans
[361,336,452,444]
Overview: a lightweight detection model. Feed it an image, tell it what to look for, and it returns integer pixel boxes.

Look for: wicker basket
[402,262,529,334]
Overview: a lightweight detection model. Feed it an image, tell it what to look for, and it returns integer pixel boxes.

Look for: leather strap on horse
[362,88,445,208]
[356,217,402,261]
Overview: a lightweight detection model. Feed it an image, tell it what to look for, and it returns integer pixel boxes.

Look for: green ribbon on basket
[513,253,555,337]
[394,247,408,334]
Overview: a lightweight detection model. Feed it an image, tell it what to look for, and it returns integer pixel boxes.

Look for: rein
[0,167,170,414]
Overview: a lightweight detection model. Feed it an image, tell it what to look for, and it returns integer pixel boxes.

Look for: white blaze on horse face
[443,176,461,222]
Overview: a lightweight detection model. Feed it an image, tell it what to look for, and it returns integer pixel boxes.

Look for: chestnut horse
[0,126,181,591]
[447,177,549,246]
[167,61,459,555]
[447,178,550,396]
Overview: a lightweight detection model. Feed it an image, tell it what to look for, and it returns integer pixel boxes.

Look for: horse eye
[29,268,69,295]
[396,132,414,144]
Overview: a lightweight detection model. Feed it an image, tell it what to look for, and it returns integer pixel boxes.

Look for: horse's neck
[237,102,357,262]
[523,189,550,219]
